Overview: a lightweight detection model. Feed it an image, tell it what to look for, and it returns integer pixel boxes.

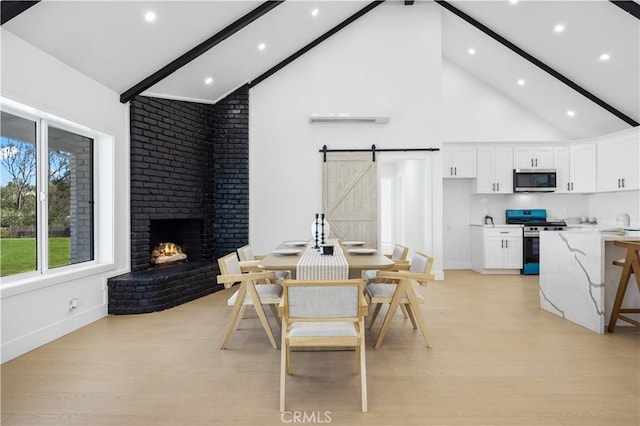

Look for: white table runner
[296,240,349,280]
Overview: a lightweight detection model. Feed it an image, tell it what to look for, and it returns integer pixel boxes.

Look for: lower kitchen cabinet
[471,225,523,274]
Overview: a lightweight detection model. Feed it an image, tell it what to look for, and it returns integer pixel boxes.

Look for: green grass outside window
[1,238,71,277]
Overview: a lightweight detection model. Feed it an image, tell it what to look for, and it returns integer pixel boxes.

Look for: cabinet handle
[492,183,495,191]
[496,182,500,191]
[618,178,621,188]
[450,167,453,176]
[531,158,534,167]
[571,182,574,191]
[621,178,625,188]
[506,240,509,248]
[501,240,504,248]
[535,158,538,167]
[454,167,457,176]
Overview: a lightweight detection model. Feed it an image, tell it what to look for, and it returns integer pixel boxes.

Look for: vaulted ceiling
[2,0,639,139]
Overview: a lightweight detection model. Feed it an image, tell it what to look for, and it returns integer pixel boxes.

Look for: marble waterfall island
[539,230,640,334]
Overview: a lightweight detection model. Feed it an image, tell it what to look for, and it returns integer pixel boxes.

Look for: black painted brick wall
[108,86,250,314]
[213,87,250,259]
[129,95,216,273]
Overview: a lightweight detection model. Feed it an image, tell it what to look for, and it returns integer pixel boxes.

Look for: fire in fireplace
[146,218,204,268]
[150,242,187,265]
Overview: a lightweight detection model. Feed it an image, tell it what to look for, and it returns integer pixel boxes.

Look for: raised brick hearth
[108,87,249,314]
[107,261,217,315]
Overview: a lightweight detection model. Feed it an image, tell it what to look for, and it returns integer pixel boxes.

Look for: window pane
[48,126,94,269]
[1,112,38,277]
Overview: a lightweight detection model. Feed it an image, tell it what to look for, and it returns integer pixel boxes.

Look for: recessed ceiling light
[144,11,156,22]
[509,0,519,4]
[599,53,611,61]
[258,43,266,51]
[204,77,213,85]
[468,48,476,55]
[566,110,575,117]
[311,8,319,17]
[554,24,565,33]
[517,79,525,86]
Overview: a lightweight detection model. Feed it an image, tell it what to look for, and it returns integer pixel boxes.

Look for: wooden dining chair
[365,251,434,348]
[363,243,409,283]
[279,279,368,413]
[217,252,282,350]
[237,244,291,281]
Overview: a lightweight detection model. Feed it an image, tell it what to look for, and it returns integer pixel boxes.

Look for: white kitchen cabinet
[597,134,640,192]
[513,146,554,169]
[471,226,523,274]
[475,146,513,193]
[443,146,477,178]
[553,146,570,193]
[568,143,597,193]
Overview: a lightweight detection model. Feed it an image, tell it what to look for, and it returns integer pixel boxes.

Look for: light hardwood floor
[2,270,639,425]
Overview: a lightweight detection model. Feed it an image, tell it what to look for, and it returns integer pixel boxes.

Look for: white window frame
[0,97,115,293]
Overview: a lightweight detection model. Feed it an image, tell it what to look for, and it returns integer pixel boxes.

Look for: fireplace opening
[149,219,203,266]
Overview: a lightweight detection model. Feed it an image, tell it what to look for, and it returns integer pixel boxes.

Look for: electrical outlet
[69,298,78,310]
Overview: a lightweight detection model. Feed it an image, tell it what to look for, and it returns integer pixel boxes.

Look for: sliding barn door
[322,153,378,247]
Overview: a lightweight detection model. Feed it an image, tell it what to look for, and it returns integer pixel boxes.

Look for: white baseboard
[443,261,471,270]
[1,304,107,363]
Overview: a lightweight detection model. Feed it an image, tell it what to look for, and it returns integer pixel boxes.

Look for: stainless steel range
[506,209,566,275]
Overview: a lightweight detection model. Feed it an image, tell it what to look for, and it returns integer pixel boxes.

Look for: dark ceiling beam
[610,1,640,19]
[120,1,285,104]
[435,0,639,127]
[249,1,385,88]
[1,1,39,25]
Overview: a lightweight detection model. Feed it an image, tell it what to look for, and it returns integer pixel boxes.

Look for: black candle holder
[314,214,320,249]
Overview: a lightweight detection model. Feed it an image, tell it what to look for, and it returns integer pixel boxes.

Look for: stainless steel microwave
[513,169,557,192]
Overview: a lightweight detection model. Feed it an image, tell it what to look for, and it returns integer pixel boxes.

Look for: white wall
[1,30,129,362]
[442,179,472,269]
[250,3,444,276]
[442,59,570,142]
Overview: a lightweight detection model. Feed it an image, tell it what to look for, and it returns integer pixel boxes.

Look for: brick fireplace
[108,87,249,314]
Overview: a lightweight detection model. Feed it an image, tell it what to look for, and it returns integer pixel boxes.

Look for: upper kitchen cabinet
[553,146,570,193]
[567,143,597,193]
[597,130,640,192]
[513,146,554,169]
[442,146,477,178]
[476,146,513,194]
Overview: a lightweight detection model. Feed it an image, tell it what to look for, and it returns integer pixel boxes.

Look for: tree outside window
[1,111,94,277]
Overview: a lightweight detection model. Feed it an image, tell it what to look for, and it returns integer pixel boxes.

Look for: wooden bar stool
[607,241,640,332]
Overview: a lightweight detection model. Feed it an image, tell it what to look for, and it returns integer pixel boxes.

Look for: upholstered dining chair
[237,245,291,281]
[279,279,368,413]
[217,252,282,350]
[365,251,434,349]
[363,243,409,283]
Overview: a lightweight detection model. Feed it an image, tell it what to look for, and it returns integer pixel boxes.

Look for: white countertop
[470,223,523,228]
[555,228,640,240]
[539,231,640,333]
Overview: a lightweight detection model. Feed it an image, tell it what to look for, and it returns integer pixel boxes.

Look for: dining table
[258,239,395,280]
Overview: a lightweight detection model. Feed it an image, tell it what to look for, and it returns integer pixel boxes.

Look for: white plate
[348,248,377,255]
[272,248,301,256]
[284,241,308,247]
[342,241,366,246]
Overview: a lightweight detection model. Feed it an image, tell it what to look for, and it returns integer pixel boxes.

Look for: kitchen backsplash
[469,191,639,227]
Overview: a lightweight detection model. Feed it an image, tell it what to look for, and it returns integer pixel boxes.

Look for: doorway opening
[379,154,433,257]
